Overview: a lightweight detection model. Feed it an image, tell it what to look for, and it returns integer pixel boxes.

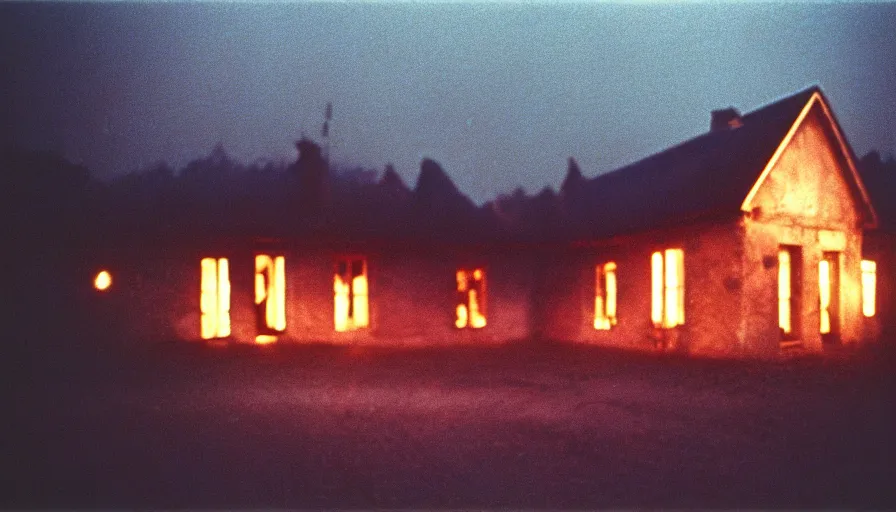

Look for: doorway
[819,251,841,344]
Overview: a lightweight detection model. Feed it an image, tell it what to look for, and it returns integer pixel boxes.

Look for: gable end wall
[743,102,866,350]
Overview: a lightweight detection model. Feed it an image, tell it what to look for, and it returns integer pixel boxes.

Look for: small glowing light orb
[255,334,278,345]
[94,270,112,291]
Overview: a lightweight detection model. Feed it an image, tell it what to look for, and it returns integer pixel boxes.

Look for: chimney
[710,107,743,131]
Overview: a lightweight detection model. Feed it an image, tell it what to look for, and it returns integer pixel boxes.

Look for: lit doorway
[778,246,802,344]
[819,251,841,344]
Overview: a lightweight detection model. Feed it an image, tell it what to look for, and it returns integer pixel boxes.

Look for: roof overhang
[740,91,878,229]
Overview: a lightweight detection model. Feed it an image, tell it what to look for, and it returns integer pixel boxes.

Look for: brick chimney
[711,107,743,131]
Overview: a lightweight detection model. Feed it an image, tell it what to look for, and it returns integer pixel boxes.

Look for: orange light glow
[665,249,684,327]
[455,304,468,328]
[334,258,369,332]
[456,270,468,292]
[334,274,349,332]
[94,270,112,291]
[456,268,486,329]
[255,254,286,340]
[819,260,831,334]
[778,249,792,335]
[200,257,231,339]
[254,334,278,344]
[651,252,663,326]
[469,290,486,328]
[353,273,369,327]
[861,259,876,317]
[594,262,617,330]
[651,250,684,328]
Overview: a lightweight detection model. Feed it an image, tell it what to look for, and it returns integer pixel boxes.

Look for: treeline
[6,143,896,251]
[859,151,896,232]
[4,139,513,247]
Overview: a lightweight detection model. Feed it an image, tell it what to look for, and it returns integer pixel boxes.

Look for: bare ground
[5,340,896,509]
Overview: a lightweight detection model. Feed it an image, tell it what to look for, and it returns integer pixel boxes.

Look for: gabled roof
[571,86,877,239]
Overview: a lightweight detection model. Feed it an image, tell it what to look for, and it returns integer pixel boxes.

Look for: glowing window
[861,260,876,318]
[819,252,840,336]
[594,262,617,330]
[651,249,684,328]
[456,268,486,329]
[200,257,231,339]
[778,249,793,336]
[777,246,802,341]
[819,259,831,334]
[255,255,286,342]
[334,258,369,332]
[94,270,112,291]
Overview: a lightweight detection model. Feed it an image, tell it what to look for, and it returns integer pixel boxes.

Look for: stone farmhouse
[84,86,889,357]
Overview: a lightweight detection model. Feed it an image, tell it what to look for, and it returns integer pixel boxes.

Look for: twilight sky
[2,2,895,203]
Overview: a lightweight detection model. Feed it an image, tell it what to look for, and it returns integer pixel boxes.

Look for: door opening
[819,251,841,344]
[778,246,802,344]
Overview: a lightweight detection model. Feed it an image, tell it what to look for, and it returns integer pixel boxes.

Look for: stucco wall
[372,247,534,345]
[277,246,533,345]
[82,245,207,345]
[743,101,865,352]
[93,244,534,347]
[537,221,746,356]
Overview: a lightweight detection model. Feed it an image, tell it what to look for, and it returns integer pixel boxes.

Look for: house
[537,86,878,356]
[83,86,883,357]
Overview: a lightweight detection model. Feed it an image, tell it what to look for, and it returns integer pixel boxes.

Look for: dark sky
[2,2,895,203]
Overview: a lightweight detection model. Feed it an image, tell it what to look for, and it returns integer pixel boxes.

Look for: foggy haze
[2,2,894,203]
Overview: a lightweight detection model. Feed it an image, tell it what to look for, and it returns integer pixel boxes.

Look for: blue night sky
[2,2,895,203]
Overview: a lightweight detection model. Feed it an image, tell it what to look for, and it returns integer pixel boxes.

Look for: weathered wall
[536,220,746,357]
[743,101,865,352]
[82,245,209,345]
[372,247,534,345]
[90,243,534,347]
[277,246,533,345]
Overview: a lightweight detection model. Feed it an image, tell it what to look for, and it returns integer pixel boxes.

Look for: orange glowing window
[255,255,286,342]
[201,258,231,339]
[94,270,112,291]
[819,259,831,335]
[778,249,793,336]
[651,249,684,328]
[334,258,369,332]
[594,262,617,330]
[819,251,840,336]
[456,268,486,329]
[861,259,876,318]
[777,246,802,341]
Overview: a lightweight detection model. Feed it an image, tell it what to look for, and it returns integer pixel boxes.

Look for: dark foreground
[5,340,896,509]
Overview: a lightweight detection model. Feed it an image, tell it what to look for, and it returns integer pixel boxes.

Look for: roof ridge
[741,84,821,119]
[567,87,825,239]
[587,86,821,185]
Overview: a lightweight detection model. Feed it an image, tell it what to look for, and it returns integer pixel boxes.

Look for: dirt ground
[5,340,896,509]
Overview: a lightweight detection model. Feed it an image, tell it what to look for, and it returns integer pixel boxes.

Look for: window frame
[819,251,841,338]
[594,261,617,330]
[333,256,370,332]
[778,245,802,342]
[651,249,685,329]
[861,259,876,318]
[200,257,231,340]
[255,254,286,341]
[455,268,487,329]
